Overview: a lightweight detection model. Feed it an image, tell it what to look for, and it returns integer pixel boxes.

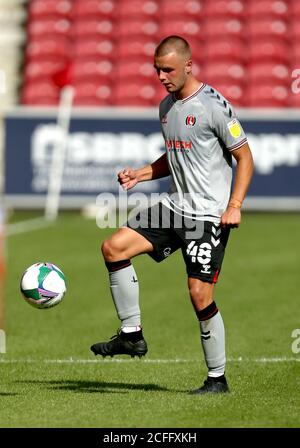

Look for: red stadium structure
[15,0,300,108]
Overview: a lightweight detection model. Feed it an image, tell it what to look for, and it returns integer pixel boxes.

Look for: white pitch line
[6,217,52,236]
[0,357,299,364]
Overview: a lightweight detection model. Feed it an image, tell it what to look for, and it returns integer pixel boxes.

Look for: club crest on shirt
[161,114,167,124]
[227,119,242,138]
[185,115,196,127]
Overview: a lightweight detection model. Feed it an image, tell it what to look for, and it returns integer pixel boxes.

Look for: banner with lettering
[4,110,300,208]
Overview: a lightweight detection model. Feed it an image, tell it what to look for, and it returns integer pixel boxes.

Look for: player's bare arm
[118,153,170,191]
[221,142,254,228]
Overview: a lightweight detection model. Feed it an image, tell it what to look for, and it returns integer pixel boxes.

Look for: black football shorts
[126,202,230,283]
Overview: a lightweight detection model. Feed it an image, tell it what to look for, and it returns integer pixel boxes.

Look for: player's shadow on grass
[0,392,19,396]
[16,380,172,394]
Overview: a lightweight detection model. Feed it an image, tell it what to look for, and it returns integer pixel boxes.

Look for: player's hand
[220,206,241,228]
[117,168,139,191]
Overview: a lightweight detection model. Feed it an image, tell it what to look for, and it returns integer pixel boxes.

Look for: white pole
[0,108,5,353]
[0,207,5,353]
[0,217,4,352]
[44,85,74,221]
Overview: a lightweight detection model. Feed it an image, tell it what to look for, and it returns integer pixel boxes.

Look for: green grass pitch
[1,211,300,428]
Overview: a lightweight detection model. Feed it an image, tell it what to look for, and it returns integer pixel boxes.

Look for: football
[20,262,66,309]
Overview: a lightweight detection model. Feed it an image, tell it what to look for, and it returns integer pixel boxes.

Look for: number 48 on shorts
[183,222,230,284]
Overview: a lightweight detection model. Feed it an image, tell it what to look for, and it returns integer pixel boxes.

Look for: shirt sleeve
[210,98,248,152]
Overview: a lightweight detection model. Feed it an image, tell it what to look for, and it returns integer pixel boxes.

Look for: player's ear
[185,59,192,74]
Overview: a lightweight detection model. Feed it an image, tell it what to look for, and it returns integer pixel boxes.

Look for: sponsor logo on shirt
[185,115,196,127]
[227,119,242,138]
[165,139,192,151]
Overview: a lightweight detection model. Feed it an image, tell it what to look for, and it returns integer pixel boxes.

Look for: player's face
[154,52,190,94]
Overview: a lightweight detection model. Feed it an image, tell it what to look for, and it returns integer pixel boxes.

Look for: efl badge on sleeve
[227,119,241,138]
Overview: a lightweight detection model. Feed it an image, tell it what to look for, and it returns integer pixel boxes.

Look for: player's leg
[187,277,228,394]
[102,226,154,262]
[91,227,153,358]
[91,203,181,359]
[101,227,153,331]
[179,220,230,394]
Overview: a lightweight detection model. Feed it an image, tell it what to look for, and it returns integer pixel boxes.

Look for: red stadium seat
[114,37,157,60]
[117,20,159,38]
[289,91,300,108]
[205,37,247,63]
[202,19,243,39]
[27,18,72,39]
[115,61,155,81]
[71,58,113,82]
[161,0,203,18]
[73,97,112,106]
[246,0,289,20]
[179,37,205,64]
[28,0,72,20]
[203,62,246,84]
[247,62,290,85]
[290,0,300,17]
[114,81,157,106]
[159,19,202,40]
[114,98,155,107]
[248,39,290,64]
[114,36,203,63]
[22,96,59,106]
[73,39,115,59]
[288,19,300,41]
[290,43,300,65]
[247,18,288,41]
[117,0,160,19]
[203,0,245,18]
[190,61,204,79]
[25,36,71,62]
[244,83,289,107]
[73,80,113,106]
[21,81,59,105]
[72,19,115,39]
[24,59,66,82]
[72,0,116,20]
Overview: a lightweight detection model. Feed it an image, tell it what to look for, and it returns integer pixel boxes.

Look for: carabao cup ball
[20,262,66,309]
